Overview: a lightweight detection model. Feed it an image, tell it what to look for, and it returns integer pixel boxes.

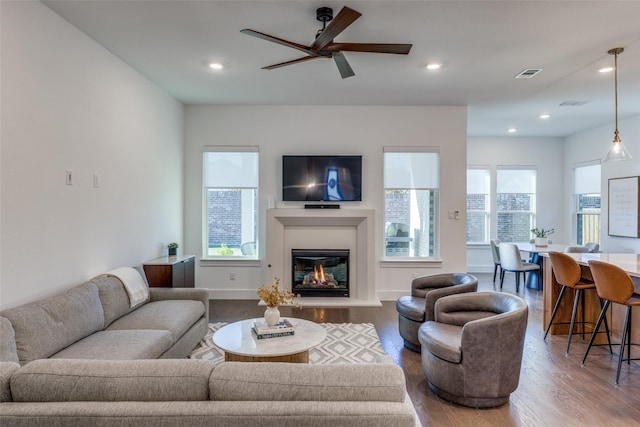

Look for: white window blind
[574,164,601,194]
[467,169,490,194]
[383,151,439,189]
[203,147,258,188]
[496,169,536,193]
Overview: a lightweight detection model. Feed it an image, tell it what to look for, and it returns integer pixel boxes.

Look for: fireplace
[291,249,349,297]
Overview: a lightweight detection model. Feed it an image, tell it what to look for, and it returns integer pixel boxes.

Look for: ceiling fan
[240,6,412,79]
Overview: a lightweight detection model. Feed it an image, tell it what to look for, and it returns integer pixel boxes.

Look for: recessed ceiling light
[539,114,550,119]
[508,128,517,133]
[598,66,614,73]
[209,62,224,70]
[426,63,441,70]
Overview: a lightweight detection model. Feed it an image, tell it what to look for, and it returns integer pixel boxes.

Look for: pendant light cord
[614,50,619,140]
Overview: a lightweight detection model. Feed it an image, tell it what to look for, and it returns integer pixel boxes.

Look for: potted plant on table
[531,228,554,247]
[257,277,302,326]
[167,242,179,256]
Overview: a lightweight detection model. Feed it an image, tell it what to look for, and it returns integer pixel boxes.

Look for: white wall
[564,115,640,253]
[466,136,565,272]
[0,2,184,310]
[184,105,468,301]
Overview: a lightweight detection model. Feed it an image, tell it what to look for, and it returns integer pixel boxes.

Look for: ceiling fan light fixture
[604,47,632,162]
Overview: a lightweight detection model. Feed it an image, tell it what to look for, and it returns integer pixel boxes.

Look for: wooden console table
[143,254,195,288]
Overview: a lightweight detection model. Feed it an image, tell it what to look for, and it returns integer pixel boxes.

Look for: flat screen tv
[282,155,362,202]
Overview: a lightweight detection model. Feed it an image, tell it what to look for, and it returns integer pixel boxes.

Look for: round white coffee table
[212,317,327,363]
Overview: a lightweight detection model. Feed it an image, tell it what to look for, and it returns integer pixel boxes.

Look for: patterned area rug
[189,322,387,365]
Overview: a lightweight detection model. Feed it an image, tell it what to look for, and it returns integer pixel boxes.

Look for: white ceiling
[42,0,640,138]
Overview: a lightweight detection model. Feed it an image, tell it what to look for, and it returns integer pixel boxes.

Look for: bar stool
[544,252,611,355]
[582,260,640,384]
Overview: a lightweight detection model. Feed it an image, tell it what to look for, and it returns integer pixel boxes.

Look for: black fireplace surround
[291,249,349,297]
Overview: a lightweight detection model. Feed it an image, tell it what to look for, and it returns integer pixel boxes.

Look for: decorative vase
[264,306,280,326]
[535,237,548,247]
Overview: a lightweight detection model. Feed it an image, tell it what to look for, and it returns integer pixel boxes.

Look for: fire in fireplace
[291,249,349,297]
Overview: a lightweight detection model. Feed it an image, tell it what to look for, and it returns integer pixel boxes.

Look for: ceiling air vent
[514,68,543,79]
[559,100,590,107]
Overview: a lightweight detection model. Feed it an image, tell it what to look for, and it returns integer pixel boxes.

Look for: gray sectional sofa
[0,359,419,426]
[0,268,421,426]
[0,268,209,364]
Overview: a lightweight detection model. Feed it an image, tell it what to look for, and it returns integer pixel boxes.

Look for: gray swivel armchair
[396,273,478,352]
[418,292,528,408]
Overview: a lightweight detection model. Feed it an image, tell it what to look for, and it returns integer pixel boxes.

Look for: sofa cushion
[0,316,19,363]
[90,272,148,328]
[0,283,104,363]
[0,362,20,402]
[396,296,425,322]
[210,362,406,403]
[106,300,205,341]
[10,359,214,402]
[50,329,173,360]
[418,321,462,363]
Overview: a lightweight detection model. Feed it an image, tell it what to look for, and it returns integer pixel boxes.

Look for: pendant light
[604,47,632,162]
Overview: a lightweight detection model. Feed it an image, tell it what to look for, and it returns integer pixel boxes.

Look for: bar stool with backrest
[582,260,640,384]
[544,252,611,355]
[498,243,540,292]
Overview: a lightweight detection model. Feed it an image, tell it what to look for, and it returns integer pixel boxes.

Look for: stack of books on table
[251,319,295,339]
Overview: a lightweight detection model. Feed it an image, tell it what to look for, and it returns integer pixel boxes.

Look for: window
[574,163,601,245]
[466,169,490,243]
[203,147,258,258]
[496,168,536,242]
[383,148,439,258]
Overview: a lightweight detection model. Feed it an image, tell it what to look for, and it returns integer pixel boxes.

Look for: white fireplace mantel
[265,208,380,307]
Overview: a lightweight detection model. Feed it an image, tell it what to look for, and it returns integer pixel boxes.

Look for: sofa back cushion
[0,283,104,364]
[90,267,149,328]
[0,316,19,363]
[210,362,407,402]
[11,359,214,402]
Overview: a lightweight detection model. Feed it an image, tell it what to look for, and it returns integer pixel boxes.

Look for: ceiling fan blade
[311,6,362,52]
[333,52,355,79]
[327,43,413,55]
[241,29,315,56]
[262,55,321,70]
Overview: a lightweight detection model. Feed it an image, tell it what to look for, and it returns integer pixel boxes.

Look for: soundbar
[304,204,340,209]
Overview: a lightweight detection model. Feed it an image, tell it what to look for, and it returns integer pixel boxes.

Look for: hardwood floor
[209,273,640,426]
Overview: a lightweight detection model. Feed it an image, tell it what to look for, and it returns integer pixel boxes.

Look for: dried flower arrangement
[257,277,302,309]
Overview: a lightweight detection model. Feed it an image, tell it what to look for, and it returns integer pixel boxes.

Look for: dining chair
[584,242,600,253]
[498,243,540,292]
[582,260,640,384]
[490,239,501,283]
[544,252,611,355]
[564,245,589,253]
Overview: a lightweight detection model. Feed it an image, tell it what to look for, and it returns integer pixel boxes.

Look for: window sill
[380,258,443,268]
[199,258,261,267]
